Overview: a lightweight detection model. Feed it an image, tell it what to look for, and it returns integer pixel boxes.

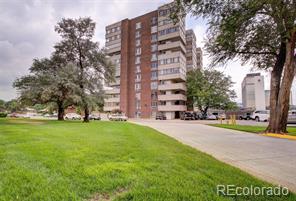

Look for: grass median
[0,118,295,200]
[210,124,296,136]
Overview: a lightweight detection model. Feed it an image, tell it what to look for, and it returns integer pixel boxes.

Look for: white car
[207,114,218,120]
[251,110,270,122]
[108,114,128,121]
[64,113,81,120]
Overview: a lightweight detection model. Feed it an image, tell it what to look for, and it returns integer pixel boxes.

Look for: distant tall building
[196,47,203,69]
[265,89,293,108]
[241,73,265,110]
[265,90,270,108]
[103,2,199,119]
[185,29,197,71]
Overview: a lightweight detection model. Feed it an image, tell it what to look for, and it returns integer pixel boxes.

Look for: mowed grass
[0,119,295,201]
[211,124,296,136]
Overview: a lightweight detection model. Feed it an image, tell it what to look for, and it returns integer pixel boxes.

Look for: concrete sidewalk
[131,119,296,192]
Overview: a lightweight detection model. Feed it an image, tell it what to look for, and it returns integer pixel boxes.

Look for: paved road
[131,119,296,192]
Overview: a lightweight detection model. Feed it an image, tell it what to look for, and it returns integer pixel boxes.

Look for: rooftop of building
[246,73,261,77]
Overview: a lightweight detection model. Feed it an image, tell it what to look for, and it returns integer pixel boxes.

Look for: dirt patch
[88,188,129,201]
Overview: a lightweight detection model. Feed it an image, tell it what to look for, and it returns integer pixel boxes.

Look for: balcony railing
[158,105,187,111]
[158,94,187,101]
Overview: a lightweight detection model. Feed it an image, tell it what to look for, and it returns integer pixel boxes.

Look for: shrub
[0,112,7,118]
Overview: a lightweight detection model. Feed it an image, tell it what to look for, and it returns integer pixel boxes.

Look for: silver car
[287,110,296,124]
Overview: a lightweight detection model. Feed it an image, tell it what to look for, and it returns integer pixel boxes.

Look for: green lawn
[0,119,295,201]
[210,124,296,136]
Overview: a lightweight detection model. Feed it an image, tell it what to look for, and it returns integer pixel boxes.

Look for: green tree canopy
[14,57,80,120]
[54,17,115,122]
[187,69,237,115]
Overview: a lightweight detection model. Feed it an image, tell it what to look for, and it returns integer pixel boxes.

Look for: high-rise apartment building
[185,29,197,71]
[196,47,203,69]
[241,73,266,110]
[104,3,199,119]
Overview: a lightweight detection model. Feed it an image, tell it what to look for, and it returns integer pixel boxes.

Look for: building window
[136,92,141,100]
[151,26,157,33]
[136,100,141,110]
[158,57,180,65]
[151,101,157,108]
[135,83,141,90]
[158,19,172,26]
[135,73,141,82]
[135,47,141,55]
[135,39,141,46]
[159,9,169,16]
[135,56,141,64]
[151,53,157,61]
[135,65,141,73]
[151,62,158,69]
[136,22,141,29]
[135,31,141,38]
[151,91,157,100]
[151,44,157,52]
[151,81,158,90]
[151,71,157,80]
[159,27,179,36]
[151,17,157,25]
[159,67,186,76]
[151,34,157,42]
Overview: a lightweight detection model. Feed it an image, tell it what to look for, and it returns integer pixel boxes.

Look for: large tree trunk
[57,101,64,121]
[83,104,90,122]
[267,33,296,134]
[266,42,286,133]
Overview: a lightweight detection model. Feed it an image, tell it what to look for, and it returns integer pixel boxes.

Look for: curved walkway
[131,119,296,192]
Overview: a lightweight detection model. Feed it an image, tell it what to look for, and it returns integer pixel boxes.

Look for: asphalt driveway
[131,119,296,192]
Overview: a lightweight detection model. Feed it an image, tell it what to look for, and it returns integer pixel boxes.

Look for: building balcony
[158,94,187,101]
[105,88,120,95]
[158,51,186,61]
[158,83,186,91]
[103,105,120,112]
[158,105,187,111]
[158,41,186,53]
[158,73,186,81]
[106,45,121,54]
[104,97,120,103]
[158,31,182,41]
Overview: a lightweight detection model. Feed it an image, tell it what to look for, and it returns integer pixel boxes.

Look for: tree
[173,0,296,134]
[187,69,237,116]
[54,18,114,122]
[0,99,5,112]
[14,57,80,120]
[5,99,22,113]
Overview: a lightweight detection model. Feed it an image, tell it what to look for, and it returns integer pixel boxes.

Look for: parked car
[109,114,128,121]
[207,114,218,120]
[192,112,202,120]
[64,113,81,120]
[239,113,252,120]
[217,113,226,120]
[287,110,296,124]
[156,113,166,120]
[7,113,19,118]
[88,114,101,120]
[251,110,270,122]
[181,112,194,120]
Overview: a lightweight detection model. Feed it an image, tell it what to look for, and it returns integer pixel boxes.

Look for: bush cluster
[0,112,7,118]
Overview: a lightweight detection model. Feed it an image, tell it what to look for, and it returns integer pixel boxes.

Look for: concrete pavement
[131,119,296,192]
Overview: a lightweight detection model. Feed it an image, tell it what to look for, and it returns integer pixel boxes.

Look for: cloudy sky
[0,0,272,102]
